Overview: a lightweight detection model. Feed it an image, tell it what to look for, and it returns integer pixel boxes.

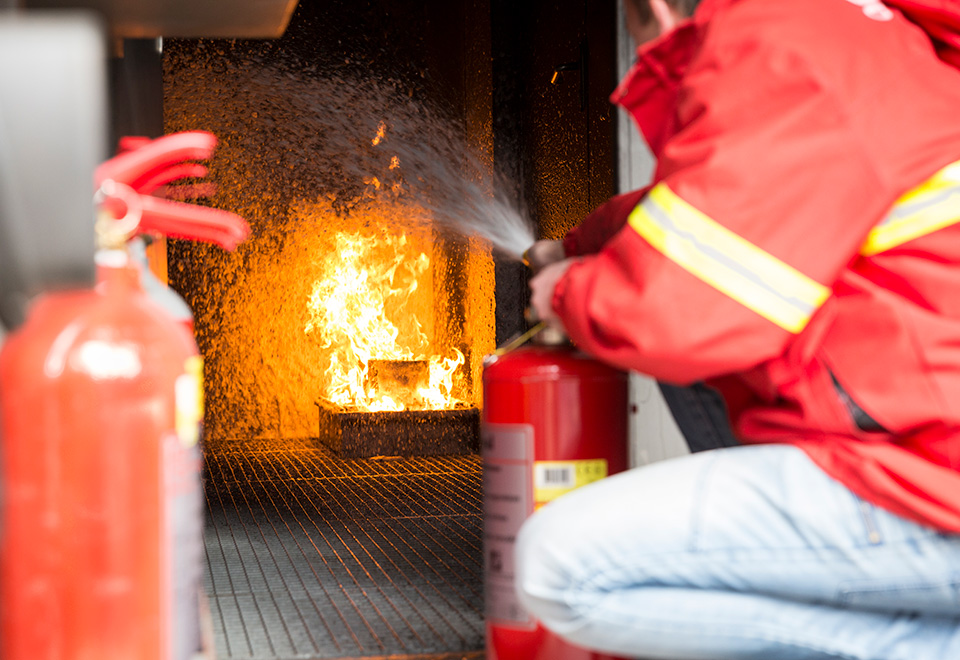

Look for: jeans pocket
[840,503,960,615]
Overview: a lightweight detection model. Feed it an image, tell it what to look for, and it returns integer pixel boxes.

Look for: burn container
[482,334,630,660]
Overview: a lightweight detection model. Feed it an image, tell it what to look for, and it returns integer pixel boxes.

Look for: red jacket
[557,0,960,532]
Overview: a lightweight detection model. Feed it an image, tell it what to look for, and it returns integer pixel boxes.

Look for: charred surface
[316,404,481,459]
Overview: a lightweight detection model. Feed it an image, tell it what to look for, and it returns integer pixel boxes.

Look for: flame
[372,120,387,146]
[305,228,465,412]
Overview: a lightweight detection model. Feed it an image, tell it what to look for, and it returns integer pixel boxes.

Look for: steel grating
[202,435,485,660]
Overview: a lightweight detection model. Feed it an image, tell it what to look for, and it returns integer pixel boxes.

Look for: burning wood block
[367,359,429,404]
[315,401,480,458]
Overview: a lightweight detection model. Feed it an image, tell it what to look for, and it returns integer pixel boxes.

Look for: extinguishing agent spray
[482,317,631,660]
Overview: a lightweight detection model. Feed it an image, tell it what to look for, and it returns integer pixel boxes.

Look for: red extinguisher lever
[94,131,250,252]
[132,162,210,196]
[137,196,250,252]
[94,131,217,190]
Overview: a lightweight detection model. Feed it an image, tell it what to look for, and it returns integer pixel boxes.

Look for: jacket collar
[609,0,733,157]
[610,21,700,158]
[885,0,960,68]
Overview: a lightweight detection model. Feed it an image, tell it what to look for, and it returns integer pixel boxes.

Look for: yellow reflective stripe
[629,184,831,334]
[862,160,960,256]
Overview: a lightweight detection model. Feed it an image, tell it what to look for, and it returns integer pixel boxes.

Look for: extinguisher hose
[490,321,547,357]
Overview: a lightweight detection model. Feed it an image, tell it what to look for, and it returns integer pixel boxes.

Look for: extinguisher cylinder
[0,256,205,660]
[482,344,630,660]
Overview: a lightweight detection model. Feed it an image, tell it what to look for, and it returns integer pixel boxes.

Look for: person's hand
[529,258,576,331]
[523,239,566,273]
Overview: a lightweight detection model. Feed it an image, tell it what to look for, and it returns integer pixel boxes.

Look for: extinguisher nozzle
[521,248,532,269]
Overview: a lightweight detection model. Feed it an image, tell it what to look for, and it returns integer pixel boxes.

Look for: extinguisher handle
[116,135,154,154]
[94,131,217,190]
[138,196,250,252]
[96,131,250,251]
[132,162,210,196]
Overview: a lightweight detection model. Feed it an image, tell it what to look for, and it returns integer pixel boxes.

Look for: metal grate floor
[202,435,485,660]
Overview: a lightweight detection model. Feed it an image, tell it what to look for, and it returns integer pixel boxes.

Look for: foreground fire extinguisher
[482,323,630,660]
[0,131,248,660]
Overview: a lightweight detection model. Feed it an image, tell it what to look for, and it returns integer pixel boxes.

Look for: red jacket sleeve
[554,29,895,385]
[562,187,649,257]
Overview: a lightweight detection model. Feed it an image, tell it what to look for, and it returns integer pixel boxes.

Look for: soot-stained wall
[164,0,498,440]
[163,0,616,441]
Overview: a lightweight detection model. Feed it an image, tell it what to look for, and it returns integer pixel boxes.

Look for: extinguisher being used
[0,131,248,660]
[482,319,631,660]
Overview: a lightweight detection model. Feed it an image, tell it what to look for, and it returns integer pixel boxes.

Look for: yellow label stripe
[533,459,607,505]
[629,184,830,334]
[862,161,960,256]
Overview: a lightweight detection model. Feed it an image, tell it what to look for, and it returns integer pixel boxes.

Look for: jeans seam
[688,450,721,553]
[570,539,956,596]
[579,596,878,660]
[837,573,960,607]
[856,498,884,546]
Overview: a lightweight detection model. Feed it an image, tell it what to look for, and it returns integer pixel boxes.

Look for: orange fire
[371,120,387,146]
[305,228,465,412]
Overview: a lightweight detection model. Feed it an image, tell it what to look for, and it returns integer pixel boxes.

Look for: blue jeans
[515,444,960,659]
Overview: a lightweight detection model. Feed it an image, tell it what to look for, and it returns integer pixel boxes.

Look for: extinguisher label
[162,432,205,660]
[168,356,205,658]
[533,459,608,508]
[175,357,204,448]
[482,423,536,628]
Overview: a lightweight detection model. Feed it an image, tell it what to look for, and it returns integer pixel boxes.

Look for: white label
[163,432,204,660]
[482,423,536,627]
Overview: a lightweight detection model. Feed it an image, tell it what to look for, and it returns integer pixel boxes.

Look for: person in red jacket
[516,0,960,658]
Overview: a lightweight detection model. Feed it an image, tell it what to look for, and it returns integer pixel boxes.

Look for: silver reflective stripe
[862,160,960,256]
[629,184,830,333]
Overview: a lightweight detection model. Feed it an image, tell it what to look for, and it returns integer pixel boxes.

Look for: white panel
[616,1,690,467]
[0,13,106,329]
[629,373,689,467]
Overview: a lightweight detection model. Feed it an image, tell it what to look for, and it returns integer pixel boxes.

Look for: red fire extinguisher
[482,324,631,660]
[0,131,248,660]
